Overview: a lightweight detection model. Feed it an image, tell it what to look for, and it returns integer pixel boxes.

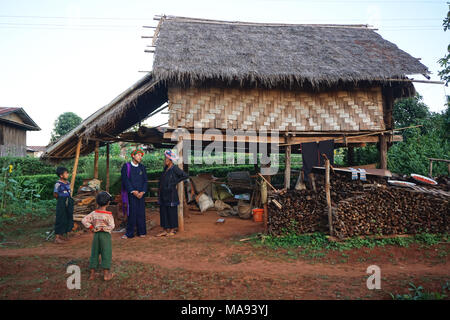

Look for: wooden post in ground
[261,157,271,233]
[428,159,433,178]
[106,143,110,192]
[325,159,333,236]
[284,145,291,189]
[379,133,387,169]
[177,137,184,232]
[70,138,82,195]
[94,141,99,179]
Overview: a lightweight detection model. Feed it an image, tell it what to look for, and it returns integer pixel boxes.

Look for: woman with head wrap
[120,148,148,239]
[156,150,189,237]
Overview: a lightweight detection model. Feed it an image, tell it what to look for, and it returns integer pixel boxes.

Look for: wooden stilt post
[94,141,99,179]
[70,138,82,195]
[177,137,184,232]
[347,146,354,166]
[379,133,387,169]
[262,155,271,234]
[325,159,333,236]
[428,159,433,178]
[106,143,110,192]
[284,145,291,190]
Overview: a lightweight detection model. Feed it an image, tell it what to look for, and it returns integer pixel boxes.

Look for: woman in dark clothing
[120,149,148,239]
[157,150,189,237]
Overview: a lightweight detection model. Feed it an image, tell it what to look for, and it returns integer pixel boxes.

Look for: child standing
[53,167,74,244]
[82,192,115,281]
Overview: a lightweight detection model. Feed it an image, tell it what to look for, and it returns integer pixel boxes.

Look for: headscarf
[164,149,179,162]
[131,148,144,157]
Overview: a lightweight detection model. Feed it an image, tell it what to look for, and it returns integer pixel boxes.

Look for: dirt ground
[0,209,449,300]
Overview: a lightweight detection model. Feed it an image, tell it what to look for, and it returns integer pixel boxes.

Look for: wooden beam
[177,137,184,232]
[379,134,388,169]
[284,144,291,189]
[94,141,99,179]
[70,138,82,195]
[106,143,110,192]
[163,131,283,144]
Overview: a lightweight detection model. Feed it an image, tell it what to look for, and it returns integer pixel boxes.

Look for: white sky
[0,0,449,146]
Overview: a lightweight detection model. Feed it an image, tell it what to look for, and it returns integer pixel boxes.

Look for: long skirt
[55,196,74,235]
[89,232,112,269]
[160,204,178,229]
[125,195,146,238]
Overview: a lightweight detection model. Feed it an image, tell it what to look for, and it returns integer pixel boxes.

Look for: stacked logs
[268,173,449,238]
[333,187,449,238]
[268,189,328,235]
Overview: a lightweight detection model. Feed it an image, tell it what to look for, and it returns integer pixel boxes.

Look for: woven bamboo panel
[168,86,384,132]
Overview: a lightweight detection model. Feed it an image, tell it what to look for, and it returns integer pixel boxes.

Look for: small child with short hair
[81,191,115,281]
[53,167,74,244]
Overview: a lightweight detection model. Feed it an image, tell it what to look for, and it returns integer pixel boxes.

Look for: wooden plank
[70,138,82,195]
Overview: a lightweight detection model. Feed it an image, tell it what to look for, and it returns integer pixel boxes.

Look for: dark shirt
[54,180,71,198]
[158,165,189,206]
[121,162,148,194]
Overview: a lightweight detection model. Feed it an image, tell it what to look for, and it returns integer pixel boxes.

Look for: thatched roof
[152,16,429,87]
[41,73,167,161]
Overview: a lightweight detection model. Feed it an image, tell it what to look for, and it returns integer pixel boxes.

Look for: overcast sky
[0,0,448,146]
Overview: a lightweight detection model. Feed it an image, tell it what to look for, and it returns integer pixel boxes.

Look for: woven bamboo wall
[168,86,385,132]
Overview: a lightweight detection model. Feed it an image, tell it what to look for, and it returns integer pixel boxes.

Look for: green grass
[250,232,450,258]
[390,282,449,300]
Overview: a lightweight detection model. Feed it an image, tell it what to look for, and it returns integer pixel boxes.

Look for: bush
[0,157,56,176]
[19,173,90,200]
[388,128,450,176]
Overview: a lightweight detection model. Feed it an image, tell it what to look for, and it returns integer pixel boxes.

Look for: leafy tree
[438,3,450,85]
[392,94,430,129]
[50,112,82,144]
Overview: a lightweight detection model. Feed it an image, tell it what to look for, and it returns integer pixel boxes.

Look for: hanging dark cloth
[318,140,335,166]
[301,142,318,182]
[301,139,335,181]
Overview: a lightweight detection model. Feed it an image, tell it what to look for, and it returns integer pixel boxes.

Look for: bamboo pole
[94,141,99,179]
[279,124,423,147]
[106,143,110,192]
[325,159,333,236]
[70,138,82,195]
[177,137,184,232]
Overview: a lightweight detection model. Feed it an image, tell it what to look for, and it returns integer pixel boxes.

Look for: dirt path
[0,211,449,299]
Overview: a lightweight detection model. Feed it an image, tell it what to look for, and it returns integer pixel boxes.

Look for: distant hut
[0,107,40,157]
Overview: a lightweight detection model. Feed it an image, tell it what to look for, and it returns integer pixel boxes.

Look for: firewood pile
[72,180,100,222]
[333,187,449,238]
[268,173,449,238]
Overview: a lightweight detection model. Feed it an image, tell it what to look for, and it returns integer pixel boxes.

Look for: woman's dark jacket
[158,165,189,206]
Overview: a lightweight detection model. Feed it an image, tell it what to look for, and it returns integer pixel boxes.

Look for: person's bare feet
[89,270,96,280]
[103,270,114,281]
[54,236,65,244]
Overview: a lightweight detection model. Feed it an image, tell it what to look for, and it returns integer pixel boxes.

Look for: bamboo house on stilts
[42,15,446,237]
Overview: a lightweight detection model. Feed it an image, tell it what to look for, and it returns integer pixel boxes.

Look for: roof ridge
[158,15,373,29]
